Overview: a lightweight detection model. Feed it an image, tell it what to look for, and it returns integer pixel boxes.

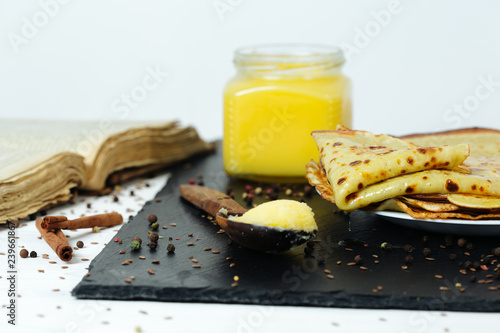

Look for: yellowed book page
[0,119,175,182]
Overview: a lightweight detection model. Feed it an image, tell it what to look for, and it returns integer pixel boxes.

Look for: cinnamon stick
[41,216,67,229]
[41,212,123,230]
[35,218,72,262]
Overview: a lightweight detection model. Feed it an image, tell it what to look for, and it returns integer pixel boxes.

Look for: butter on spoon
[179,185,318,252]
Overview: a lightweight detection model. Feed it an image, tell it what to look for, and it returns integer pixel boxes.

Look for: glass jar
[223,44,351,182]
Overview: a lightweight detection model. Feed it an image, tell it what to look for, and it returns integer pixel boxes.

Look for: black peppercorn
[148,214,158,223]
[423,247,432,256]
[457,238,467,247]
[404,245,414,253]
[303,185,313,198]
[76,240,84,248]
[304,246,314,256]
[465,242,474,251]
[495,270,500,280]
[306,241,315,249]
[148,242,157,250]
[464,260,472,269]
[354,255,363,265]
[473,261,481,269]
[470,275,476,282]
[20,249,29,258]
[405,255,414,263]
[448,254,457,261]
[422,235,429,244]
[483,256,491,265]
[30,251,37,258]
[167,243,175,253]
[149,232,159,243]
[493,247,500,257]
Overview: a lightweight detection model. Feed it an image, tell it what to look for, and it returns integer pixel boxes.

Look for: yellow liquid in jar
[223,72,351,181]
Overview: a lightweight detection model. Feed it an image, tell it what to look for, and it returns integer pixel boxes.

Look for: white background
[1,0,500,142]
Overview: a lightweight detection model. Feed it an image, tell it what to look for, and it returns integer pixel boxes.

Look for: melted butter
[229,199,318,233]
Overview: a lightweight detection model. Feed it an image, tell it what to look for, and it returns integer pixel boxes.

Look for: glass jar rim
[234,43,345,68]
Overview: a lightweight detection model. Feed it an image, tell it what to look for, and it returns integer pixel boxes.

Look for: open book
[0,120,213,224]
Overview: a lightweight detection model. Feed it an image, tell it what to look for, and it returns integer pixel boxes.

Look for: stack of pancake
[306,126,500,220]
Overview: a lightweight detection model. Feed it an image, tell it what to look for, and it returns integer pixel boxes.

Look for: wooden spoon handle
[179,185,248,217]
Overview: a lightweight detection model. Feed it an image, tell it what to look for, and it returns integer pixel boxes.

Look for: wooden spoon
[180,185,316,252]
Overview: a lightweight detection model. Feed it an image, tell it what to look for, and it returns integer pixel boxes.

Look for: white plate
[374,211,500,236]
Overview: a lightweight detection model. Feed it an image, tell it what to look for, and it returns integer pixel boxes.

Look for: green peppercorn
[130,241,141,251]
[151,222,159,230]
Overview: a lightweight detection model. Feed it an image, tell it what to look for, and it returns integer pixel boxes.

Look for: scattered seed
[192,259,198,263]
[192,264,201,268]
[324,269,332,274]
[204,248,212,251]
[147,269,155,275]
[170,223,176,227]
[401,265,408,270]
[49,261,57,264]
[212,250,221,254]
[326,274,334,279]
[360,266,368,270]
[52,289,60,292]
[81,258,89,261]
[434,275,443,279]
[120,250,126,254]
[124,278,132,283]
[187,243,195,246]
[38,270,44,273]
[439,286,450,291]
[425,257,435,261]
[459,269,467,275]
[139,256,146,260]
[337,261,342,265]
[229,263,236,268]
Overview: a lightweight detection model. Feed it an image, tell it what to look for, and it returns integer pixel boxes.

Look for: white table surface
[0,172,497,333]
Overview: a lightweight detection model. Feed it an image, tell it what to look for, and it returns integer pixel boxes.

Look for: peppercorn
[444,235,454,247]
[20,249,29,258]
[495,270,500,280]
[76,241,84,248]
[132,236,142,244]
[457,238,467,247]
[167,243,175,253]
[404,245,414,253]
[381,242,392,251]
[448,254,457,261]
[148,214,158,223]
[423,248,432,256]
[148,242,157,250]
[405,255,414,263]
[304,246,314,256]
[130,241,141,251]
[30,251,37,258]
[354,255,363,265]
[244,193,254,207]
[149,232,159,243]
[483,256,491,265]
[306,241,315,249]
[113,195,119,202]
[465,242,474,251]
[197,180,204,186]
[493,247,500,257]
[464,260,472,269]
[473,261,481,269]
[470,275,476,282]
[151,222,159,230]
[303,185,313,198]
[422,235,429,244]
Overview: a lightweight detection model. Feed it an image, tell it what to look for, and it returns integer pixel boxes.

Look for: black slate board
[73,145,500,311]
